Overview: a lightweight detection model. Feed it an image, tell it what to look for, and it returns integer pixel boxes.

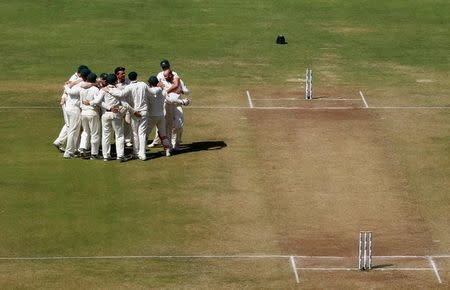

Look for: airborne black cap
[160,59,170,70]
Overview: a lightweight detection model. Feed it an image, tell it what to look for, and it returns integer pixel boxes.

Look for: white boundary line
[251,98,360,101]
[359,90,369,108]
[290,256,300,284]
[428,256,443,284]
[1,106,449,110]
[0,106,59,109]
[1,254,448,261]
[0,255,291,261]
[246,90,254,108]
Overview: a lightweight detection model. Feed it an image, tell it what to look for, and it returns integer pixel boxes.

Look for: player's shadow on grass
[169,140,227,156]
[371,264,394,269]
[110,141,227,161]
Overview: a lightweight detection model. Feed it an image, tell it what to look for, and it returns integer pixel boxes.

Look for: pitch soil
[245,108,434,256]
[238,106,446,287]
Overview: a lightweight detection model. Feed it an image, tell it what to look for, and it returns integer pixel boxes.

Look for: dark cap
[77,65,89,73]
[106,74,117,85]
[87,73,97,83]
[99,73,108,80]
[160,59,170,70]
[114,66,125,74]
[148,76,158,86]
[128,71,137,81]
[79,68,91,79]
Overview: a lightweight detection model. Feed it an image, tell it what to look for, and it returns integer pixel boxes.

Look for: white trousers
[102,112,124,159]
[54,105,69,146]
[131,111,148,159]
[124,112,132,144]
[148,115,170,149]
[64,107,81,157]
[165,104,184,148]
[80,110,100,155]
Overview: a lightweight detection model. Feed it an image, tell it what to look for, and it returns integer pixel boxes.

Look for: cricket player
[149,59,187,148]
[86,74,128,162]
[53,65,88,152]
[115,66,132,148]
[79,73,101,159]
[161,69,190,151]
[147,76,172,157]
[105,72,149,160]
[62,68,91,158]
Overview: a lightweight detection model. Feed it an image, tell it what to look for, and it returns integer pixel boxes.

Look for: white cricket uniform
[54,72,78,148]
[152,71,186,147]
[117,79,132,145]
[156,70,179,82]
[162,78,189,149]
[90,85,127,159]
[63,82,82,157]
[148,87,171,150]
[79,86,101,155]
[108,81,149,160]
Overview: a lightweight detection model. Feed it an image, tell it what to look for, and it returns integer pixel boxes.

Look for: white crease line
[298,267,357,271]
[317,98,361,101]
[189,106,249,109]
[290,256,300,284]
[375,255,428,259]
[428,256,443,284]
[374,268,432,271]
[252,98,298,101]
[0,255,292,261]
[256,106,357,110]
[298,268,432,272]
[252,98,360,101]
[246,90,254,108]
[359,90,369,108]
[295,256,345,259]
[367,106,449,109]
[433,255,450,258]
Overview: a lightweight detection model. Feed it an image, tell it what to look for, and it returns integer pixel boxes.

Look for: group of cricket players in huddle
[52,60,190,161]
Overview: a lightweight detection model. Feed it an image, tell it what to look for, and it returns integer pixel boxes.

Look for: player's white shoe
[147,141,161,148]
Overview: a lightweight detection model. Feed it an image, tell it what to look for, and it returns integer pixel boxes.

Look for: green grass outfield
[1,0,450,288]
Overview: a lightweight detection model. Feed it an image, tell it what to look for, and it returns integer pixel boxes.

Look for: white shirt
[80,86,100,112]
[161,79,189,102]
[90,85,127,112]
[148,87,166,116]
[116,77,130,89]
[156,70,179,82]
[68,72,78,82]
[64,83,82,110]
[108,81,149,113]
